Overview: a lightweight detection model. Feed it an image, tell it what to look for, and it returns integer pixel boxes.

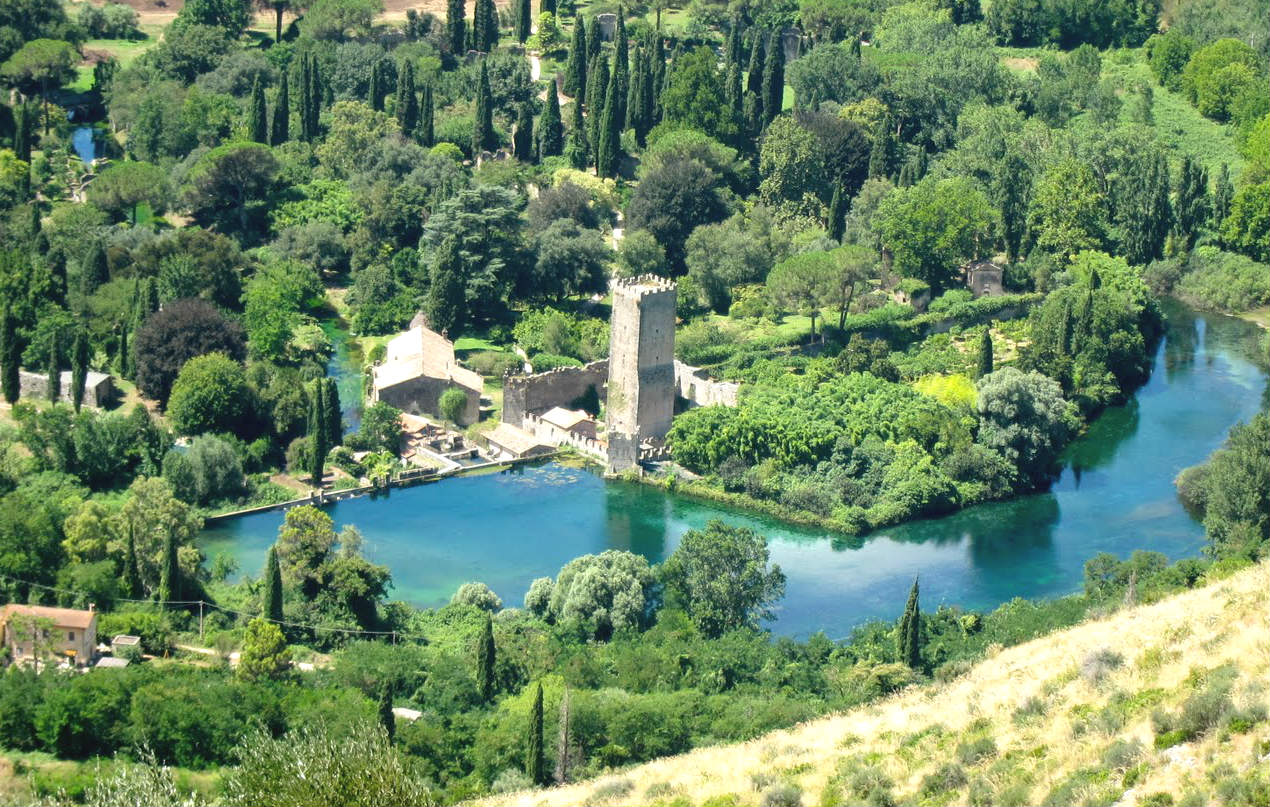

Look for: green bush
[528,352,584,371]
[760,782,802,807]
[955,735,997,766]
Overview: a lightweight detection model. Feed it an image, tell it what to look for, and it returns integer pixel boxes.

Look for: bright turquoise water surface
[200,303,1267,638]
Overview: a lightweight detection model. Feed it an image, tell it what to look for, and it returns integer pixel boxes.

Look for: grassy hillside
[481,563,1270,807]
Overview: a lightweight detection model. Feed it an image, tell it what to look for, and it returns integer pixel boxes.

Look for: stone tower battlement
[606,276,676,470]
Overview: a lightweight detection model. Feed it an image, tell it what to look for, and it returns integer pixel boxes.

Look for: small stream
[321,317,365,436]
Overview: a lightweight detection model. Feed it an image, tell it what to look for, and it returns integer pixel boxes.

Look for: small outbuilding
[371,322,484,426]
[540,407,598,440]
[964,260,1005,298]
[485,422,554,460]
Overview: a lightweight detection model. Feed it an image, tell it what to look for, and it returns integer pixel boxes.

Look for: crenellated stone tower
[606,275,676,471]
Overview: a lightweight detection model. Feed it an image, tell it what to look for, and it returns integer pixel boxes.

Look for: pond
[72,126,99,166]
[199,303,1268,638]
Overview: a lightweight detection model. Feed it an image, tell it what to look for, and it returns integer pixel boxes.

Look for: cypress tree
[298,57,312,141]
[1174,156,1209,251]
[426,236,466,334]
[977,330,993,379]
[868,117,895,180]
[896,577,921,670]
[611,8,628,130]
[159,529,180,604]
[476,613,496,702]
[46,329,59,403]
[539,81,563,158]
[526,681,545,784]
[513,101,535,162]
[310,381,328,487]
[270,71,290,145]
[585,12,601,63]
[248,77,268,143]
[828,184,846,243]
[115,324,129,379]
[554,687,573,784]
[324,378,342,447]
[596,58,621,178]
[761,30,784,126]
[144,276,160,317]
[625,44,643,135]
[725,19,742,71]
[725,62,742,117]
[82,240,109,294]
[473,59,495,155]
[474,0,498,52]
[378,682,396,742]
[420,84,435,146]
[447,0,467,56]
[745,33,765,100]
[369,61,385,111]
[651,35,665,123]
[996,150,1028,264]
[396,60,416,132]
[124,524,142,599]
[516,0,531,42]
[263,545,284,623]
[565,99,588,169]
[564,16,586,98]
[0,308,18,405]
[70,329,88,413]
[307,55,322,139]
[1212,163,1232,232]
[13,104,31,163]
[1147,153,1172,262]
[585,54,608,155]
[541,0,556,16]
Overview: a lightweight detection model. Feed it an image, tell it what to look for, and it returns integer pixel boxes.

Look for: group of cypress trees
[307,377,341,487]
[0,311,90,410]
[722,22,785,137]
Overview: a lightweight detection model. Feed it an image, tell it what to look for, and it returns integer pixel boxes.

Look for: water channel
[199,303,1268,638]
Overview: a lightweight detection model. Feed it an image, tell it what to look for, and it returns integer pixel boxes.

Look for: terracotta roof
[486,422,551,457]
[0,604,98,630]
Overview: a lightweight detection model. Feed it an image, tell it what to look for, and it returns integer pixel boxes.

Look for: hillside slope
[483,563,1270,807]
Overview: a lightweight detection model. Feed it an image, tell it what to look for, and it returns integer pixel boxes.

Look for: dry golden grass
[478,563,1270,807]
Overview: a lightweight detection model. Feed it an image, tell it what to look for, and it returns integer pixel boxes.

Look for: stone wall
[606,276,676,445]
[15,369,114,409]
[523,412,607,461]
[674,361,740,408]
[377,376,480,425]
[501,360,608,427]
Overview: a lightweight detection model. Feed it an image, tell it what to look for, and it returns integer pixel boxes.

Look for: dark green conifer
[473,59,495,155]
[541,0,556,17]
[46,329,59,403]
[324,378,342,447]
[0,308,18,405]
[82,240,109,295]
[476,613,496,702]
[271,72,290,145]
[977,330,993,379]
[761,30,784,126]
[419,84,435,146]
[369,61,385,111]
[651,35,665,123]
[585,54,608,156]
[474,0,499,52]
[513,101,535,162]
[828,184,846,243]
[396,60,418,134]
[263,545,284,623]
[1212,163,1232,231]
[70,329,88,413]
[378,682,396,741]
[565,100,588,169]
[159,529,180,604]
[585,11,601,63]
[725,62,742,116]
[625,44,643,135]
[124,524,142,599]
[745,33,765,100]
[115,324,129,379]
[248,77,268,143]
[447,0,467,55]
[527,681,545,783]
[13,103,32,163]
[868,117,896,180]
[1174,156,1209,251]
[426,236,466,334]
[610,8,628,130]
[897,577,922,670]
[516,0,531,42]
[596,58,621,177]
[564,16,587,98]
[538,82,563,158]
[309,381,328,487]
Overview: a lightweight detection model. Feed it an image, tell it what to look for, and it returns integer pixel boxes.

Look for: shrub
[919,762,967,796]
[438,387,468,423]
[1140,792,1174,807]
[1101,738,1143,770]
[1012,695,1047,724]
[450,582,502,612]
[1080,648,1125,685]
[528,352,583,371]
[589,778,634,802]
[466,350,521,376]
[490,768,532,794]
[759,782,802,807]
[955,735,997,766]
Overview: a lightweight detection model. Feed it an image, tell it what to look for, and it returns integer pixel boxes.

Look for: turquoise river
[200,302,1268,638]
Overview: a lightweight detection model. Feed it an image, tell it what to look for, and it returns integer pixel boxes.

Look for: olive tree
[975,367,1077,490]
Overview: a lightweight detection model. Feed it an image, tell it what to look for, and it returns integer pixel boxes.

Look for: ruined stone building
[371,320,483,425]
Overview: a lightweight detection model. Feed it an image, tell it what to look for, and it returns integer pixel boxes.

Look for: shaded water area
[321,318,365,435]
[72,126,99,165]
[201,304,1267,638]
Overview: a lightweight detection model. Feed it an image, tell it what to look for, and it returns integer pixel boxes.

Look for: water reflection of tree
[1162,302,1199,382]
[965,495,1060,576]
[603,480,668,561]
[1063,398,1140,486]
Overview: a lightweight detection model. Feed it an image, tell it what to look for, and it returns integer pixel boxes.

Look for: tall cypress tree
[828,184,846,243]
[396,60,418,133]
[309,381,328,487]
[369,61,386,111]
[977,330,993,379]
[82,240,109,294]
[516,0,531,42]
[725,62,742,117]
[610,8,628,130]
[745,33,765,100]
[868,117,895,180]
[0,308,18,405]
[378,682,396,742]
[541,0,557,17]
[124,524,142,599]
[248,77,268,143]
[513,101,535,161]
[539,82,563,158]
[426,236,466,334]
[896,577,922,670]
[585,11,601,63]
[996,150,1029,264]
[473,59,495,155]
[725,19,742,71]
[46,329,59,403]
[263,545,284,622]
[596,58,622,178]
[1174,156,1209,251]
[324,378,342,447]
[476,613,496,702]
[447,0,467,56]
[13,104,31,163]
[565,99,588,169]
[651,35,665,123]
[564,16,587,98]
[625,44,642,133]
[308,55,323,138]
[474,0,499,52]
[527,681,545,784]
[115,324,129,380]
[70,329,88,413]
[1212,163,1232,231]
[270,72,290,145]
[585,54,608,156]
[298,57,312,141]
[420,84,435,146]
[761,30,784,127]
[159,529,180,604]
